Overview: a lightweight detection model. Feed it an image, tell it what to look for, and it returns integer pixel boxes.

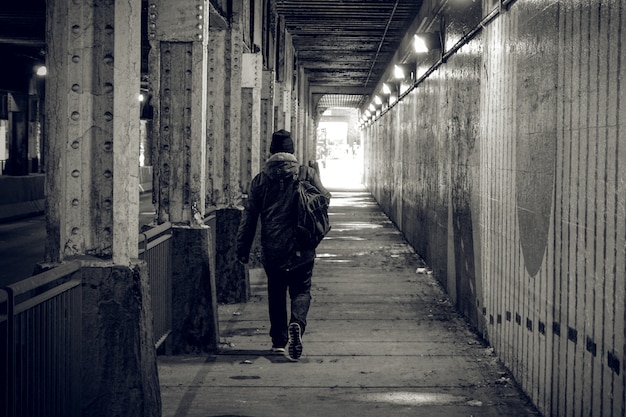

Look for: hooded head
[270,129,294,154]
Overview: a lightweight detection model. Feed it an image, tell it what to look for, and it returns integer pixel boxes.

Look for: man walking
[236,129,331,361]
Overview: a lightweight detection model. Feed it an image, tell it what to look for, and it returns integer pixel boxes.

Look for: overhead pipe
[364,0,400,88]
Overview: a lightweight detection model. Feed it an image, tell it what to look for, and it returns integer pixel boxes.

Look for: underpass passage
[157,189,541,417]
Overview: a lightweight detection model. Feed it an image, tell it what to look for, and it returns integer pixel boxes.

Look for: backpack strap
[297,165,309,181]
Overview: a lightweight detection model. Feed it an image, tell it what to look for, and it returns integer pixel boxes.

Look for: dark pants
[265,260,314,347]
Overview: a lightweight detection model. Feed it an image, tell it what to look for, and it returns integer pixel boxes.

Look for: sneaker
[288,323,303,361]
[271,346,286,354]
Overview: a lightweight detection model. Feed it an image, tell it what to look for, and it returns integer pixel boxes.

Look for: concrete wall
[363,1,626,416]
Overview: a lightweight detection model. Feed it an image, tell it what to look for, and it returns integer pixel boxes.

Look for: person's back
[250,151,302,269]
[236,129,330,361]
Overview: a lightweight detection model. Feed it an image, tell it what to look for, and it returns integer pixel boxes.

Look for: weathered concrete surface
[158,189,540,417]
[364,3,626,417]
[212,207,250,304]
[81,262,161,417]
[170,226,220,354]
[45,0,141,264]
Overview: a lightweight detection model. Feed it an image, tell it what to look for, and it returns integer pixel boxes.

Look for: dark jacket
[236,152,330,271]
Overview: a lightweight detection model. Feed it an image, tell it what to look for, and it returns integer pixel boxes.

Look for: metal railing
[1,261,82,417]
[1,222,174,416]
[139,221,173,350]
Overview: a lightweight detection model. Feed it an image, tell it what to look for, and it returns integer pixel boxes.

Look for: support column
[205,0,249,304]
[241,52,262,185]
[261,70,275,159]
[149,0,207,224]
[45,0,160,415]
[149,0,219,352]
[46,1,140,263]
[207,27,227,206]
[226,1,244,204]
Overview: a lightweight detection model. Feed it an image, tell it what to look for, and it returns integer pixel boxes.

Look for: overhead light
[34,65,47,77]
[413,32,441,53]
[368,103,376,112]
[414,35,428,53]
[374,95,382,106]
[364,109,371,118]
[394,65,405,80]
[382,83,392,95]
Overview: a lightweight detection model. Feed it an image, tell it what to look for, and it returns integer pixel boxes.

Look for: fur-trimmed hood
[263,152,299,180]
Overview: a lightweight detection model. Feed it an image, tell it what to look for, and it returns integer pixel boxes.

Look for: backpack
[294,165,331,250]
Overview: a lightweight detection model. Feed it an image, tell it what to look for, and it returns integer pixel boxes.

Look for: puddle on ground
[355,391,478,406]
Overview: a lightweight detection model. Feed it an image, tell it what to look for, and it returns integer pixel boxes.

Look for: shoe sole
[271,347,285,354]
[288,323,303,361]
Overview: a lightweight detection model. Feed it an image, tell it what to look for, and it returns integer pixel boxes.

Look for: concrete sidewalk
[158,189,542,417]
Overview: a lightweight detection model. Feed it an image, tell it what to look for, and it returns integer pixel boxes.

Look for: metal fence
[1,261,82,417]
[1,222,174,416]
[139,221,173,350]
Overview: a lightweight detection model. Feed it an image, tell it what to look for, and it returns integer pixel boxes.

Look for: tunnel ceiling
[0,0,424,110]
[276,0,424,109]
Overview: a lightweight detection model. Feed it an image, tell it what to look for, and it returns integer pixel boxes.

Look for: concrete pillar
[148,0,220,351]
[170,227,219,353]
[209,208,250,304]
[206,10,246,203]
[45,0,140,263]
[241,52,262,187]
[207,27,227,206]
[81,263,161,417]
[203,0,250,304]
[149,0,208,224]
[261,70,275,159]
[44,0,159,415]
[275,83,287,133]
[275,29,294,133]
[226,0,244,204]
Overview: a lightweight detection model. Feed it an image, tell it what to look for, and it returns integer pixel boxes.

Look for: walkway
[157,175,542,416]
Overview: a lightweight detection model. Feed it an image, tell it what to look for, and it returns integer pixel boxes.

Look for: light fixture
[364,109,371,118]
[382,83,392,95]
[374,95,382,106]
[34,65,47,77]
[413,35,428,53]
[413,32,441,54]
[394,65,405,80]
[368,103,376,112]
